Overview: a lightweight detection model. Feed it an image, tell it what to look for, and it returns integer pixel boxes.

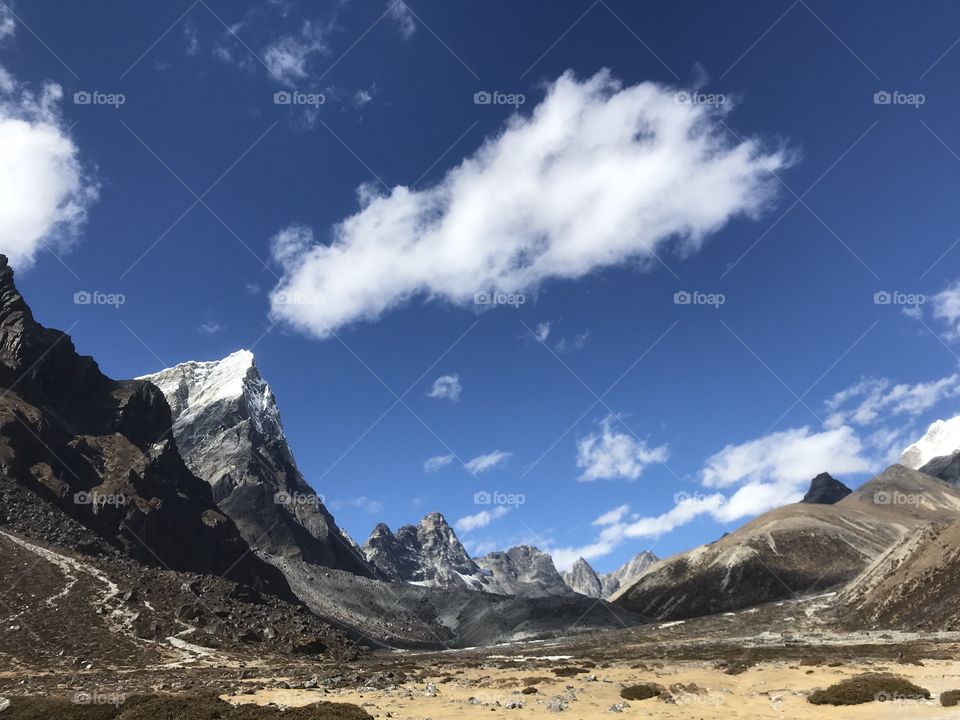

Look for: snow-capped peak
[901,415,960,469]
[138,349,283,441]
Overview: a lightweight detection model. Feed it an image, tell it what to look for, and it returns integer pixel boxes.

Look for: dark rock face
[920,451,960,485]
[801,472,852,504]
[362,513,485,590]
[0,255,291,599]
[139,352,375,579]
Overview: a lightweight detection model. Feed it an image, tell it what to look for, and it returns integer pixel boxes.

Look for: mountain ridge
[612,466,960,620]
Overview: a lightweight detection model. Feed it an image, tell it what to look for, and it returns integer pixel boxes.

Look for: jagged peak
[138,349,283,440]
[572,556,595,571]
[801,472,851,504]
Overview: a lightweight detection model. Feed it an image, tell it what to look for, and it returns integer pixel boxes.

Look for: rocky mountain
[902,414,960,468]
[600,551,659,598]
[562,557,602,598]
[139,352,374,579]
[133,351,643,648]
[920,450,960,485]
[800,472,851,504]
[476,545,576,597]
[362,513,485,590]
[839,520,960,630]
[0,255,289,598]
[560,552,660,599]
[612,467,960,621]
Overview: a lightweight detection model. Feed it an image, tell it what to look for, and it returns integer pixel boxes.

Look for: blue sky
[4,0,960,573]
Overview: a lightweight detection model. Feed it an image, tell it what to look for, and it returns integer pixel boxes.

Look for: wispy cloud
[934,279,960,341]
[576,415,668,481]
[428,374,461,402]
[263,20,329,85]
[423,453,454,473]
[387,0,417,40]
[455,504,509,533]
[464,450,512,474]
[197,321,225,335]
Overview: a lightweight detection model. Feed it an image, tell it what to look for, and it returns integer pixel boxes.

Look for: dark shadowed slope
[0,256,290,598]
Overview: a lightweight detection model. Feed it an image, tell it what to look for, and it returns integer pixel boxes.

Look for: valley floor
[234,657,960,719]
[4,594,960,718]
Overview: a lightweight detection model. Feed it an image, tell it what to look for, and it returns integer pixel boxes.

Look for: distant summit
[362,512,486,590]
[801,472,851,504]
[902,415,960,469]
[562,557,603,598]
[560,552,659,599]
[476,546,576,597]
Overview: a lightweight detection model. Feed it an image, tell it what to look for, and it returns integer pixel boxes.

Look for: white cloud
[533,321,551,342]
[455,504,509,533]
[464,450,512,474]
[387,0,416,40]
[577,414,668,481]
[701,425,871,489]
[825,374,960,429]
[354,87,375,108]
[423,453,454,472]
[268,70,788,338]
[933,280,960,341]
[263,20,328,85]
[0,49,98,269]
[557,423,874,566]
[464,538,499,556]
[182,18,199,56]
[556,330,589,353]
[0,6,14,42]
[427,373,461,402]
[593,504,629,526]
[197,321,225,335]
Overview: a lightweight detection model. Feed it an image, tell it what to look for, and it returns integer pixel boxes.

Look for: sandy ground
[228,659,960,719]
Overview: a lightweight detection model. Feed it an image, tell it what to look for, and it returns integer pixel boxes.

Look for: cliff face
[0,255,291,598]
[140,352,375,578]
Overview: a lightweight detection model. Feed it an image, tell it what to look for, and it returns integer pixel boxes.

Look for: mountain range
[6,250,960,659]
